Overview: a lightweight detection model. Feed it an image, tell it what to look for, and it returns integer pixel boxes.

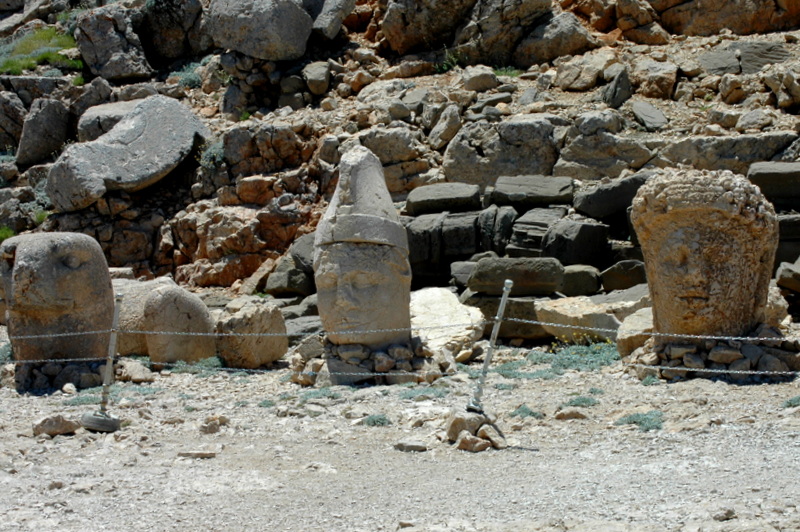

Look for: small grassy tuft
[171,356,224,376]
[588,387,605,395]
[171,62,202,89]
[494,382,516,391]
[257,399,275,408]
[641,375,661,386]
[398,387,448,400]
[510,405,544,419]
[494,66,523,77]
[362,414,391,427]
[615,410,664,432]
[561,396,599,408]
[300,387,340,404]
[0,226,15,244]
[782,395,800,408]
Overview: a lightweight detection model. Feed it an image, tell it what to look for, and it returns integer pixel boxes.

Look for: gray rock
[358,126,421,165]
[208,0,312,61]
[0,76,69,107]
[554,132,652,180]
[602,68,633,109]
[381,0,476,55]
[575,110,623,136]
[75,4,153,80]
[513,12,598,67]
[573,171,652,219]
[563,264,601,297]
[657,0,800,36]
[289,232,316,274]
[285,315,324,345]
[264,254,315,297]
[450,261,477,288]
[542,218,611,267]
[302,61,331,96]
[467,257,564,297]
[405,183,481,216]
[459,291,550,339]
[304,0,356,39]
[490,175,574,210]
[47,95,210,212]
[461,65,498,92]
[777,262,800,293]
[736,109,773,132]
[441,211,480,258]
[452,0,552,66]
[661,132,797,176]
[141,0,209,60]
[394,439,427,452]
[0,91,25,149]
[443,115,557,190]
[508,207,567,252]
[698,49,740,75]
[728,41,791,75]
[428,104,462,150]
[77,100,140,142]
[630,101,668,131]
[0,0,24,10]
[15,98,68,167]
[601,260,646,292]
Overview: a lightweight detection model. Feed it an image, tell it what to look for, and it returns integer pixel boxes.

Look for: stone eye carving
[62,254,82,269]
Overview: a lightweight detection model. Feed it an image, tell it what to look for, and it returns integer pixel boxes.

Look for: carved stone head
[0,232,113,361]
[631,168,778,343]
[313,146,411,349]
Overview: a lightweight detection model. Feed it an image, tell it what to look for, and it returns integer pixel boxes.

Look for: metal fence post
[81,294,123,433]
[467,279,513,414]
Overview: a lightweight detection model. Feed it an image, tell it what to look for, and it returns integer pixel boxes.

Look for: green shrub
[33,209,49,226]
[535,342,620,372]
[300,387,341,404]
[363,414,391,426]
[72,75,85,87]
[641,375,660,386]
[782,395,800,408]
[561,396,599,408]
[239,111,251,122]
[435,47,463,73]
[494,382,516,390]
[0,343,10,364]
[257,399,275,408]
[615,410,663,432]
[171,62,202,89]
[588,387,605,395]
[494,66,523,77]
[199,140,224,169]
[172,356,224,375]
[0,27,82,75]
[0,226,15,244]
[510,405,544,419]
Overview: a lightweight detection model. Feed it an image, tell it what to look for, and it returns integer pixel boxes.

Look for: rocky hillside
[1,0,800,330]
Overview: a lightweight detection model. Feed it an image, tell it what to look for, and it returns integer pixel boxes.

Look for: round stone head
[631,168,778,342]
[313,146,411,349]
[0,232,114,361]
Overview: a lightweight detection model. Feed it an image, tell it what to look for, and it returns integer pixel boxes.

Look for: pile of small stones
[289,336,455,387]
[13,361,104,393]
[629,325,799,381]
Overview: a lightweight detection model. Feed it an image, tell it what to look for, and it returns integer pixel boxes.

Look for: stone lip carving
[0,232,113,391]
[313,145,411,349]
[631,168,778,344]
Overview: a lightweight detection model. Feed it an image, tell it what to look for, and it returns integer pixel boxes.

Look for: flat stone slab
[405,183,481,216]
[747,162,800,203]
[630,101,667,131]
[47,95,210,212]
[491,175,574,210]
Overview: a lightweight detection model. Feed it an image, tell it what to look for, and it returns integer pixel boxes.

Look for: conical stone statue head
[313,146,411,349]
[631,168,778,345]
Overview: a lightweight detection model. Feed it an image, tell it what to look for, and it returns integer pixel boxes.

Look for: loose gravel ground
[1,345,799,532]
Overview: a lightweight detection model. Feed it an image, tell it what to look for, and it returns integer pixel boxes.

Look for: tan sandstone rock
[215,296,288,369]
[631,168,778,346]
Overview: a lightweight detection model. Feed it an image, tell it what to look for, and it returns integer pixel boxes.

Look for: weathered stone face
[0,232,113,361]
[313,146,412,349]
[631,169,778,343]
[315,243,411,347]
